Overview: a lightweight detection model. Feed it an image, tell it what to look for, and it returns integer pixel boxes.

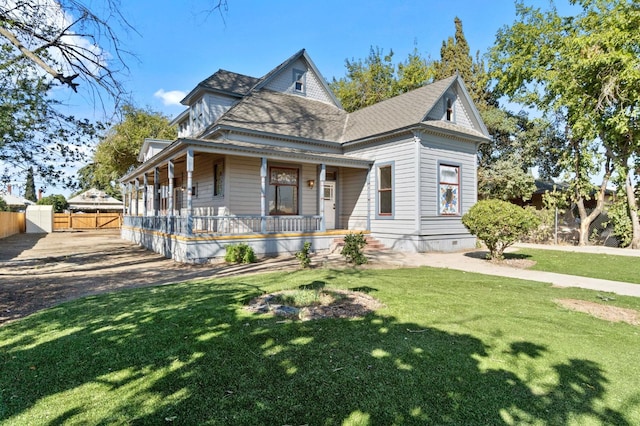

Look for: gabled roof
[213,89,347,142]
[180,69,261,105]
[342,75,484,142]
[1,193,34,207]
[67,188,122,210]
[252,49,342,109]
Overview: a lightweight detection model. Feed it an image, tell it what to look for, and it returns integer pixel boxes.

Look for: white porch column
[366,165,372,231]
[153,167,160,216]
[143,173,148,217]
[134,178,139,216]
[186,148,194,235]
[167,160,174,216]
[260,157,267,233]
[319,163,326,232]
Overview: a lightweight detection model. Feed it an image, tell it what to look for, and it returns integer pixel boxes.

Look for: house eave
[342,123,490,148]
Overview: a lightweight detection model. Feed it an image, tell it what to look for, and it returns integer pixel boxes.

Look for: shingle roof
[342,75,457,142]
[196,69,261,96]
[216,89,347,142]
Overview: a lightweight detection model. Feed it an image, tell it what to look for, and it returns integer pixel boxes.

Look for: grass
[1,267,639,425]
[509,248,640,284]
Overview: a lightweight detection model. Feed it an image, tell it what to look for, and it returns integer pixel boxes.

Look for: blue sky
[110,0,577,118]
[27,0,581,196]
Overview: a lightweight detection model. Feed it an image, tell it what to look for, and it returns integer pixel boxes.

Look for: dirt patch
[0,230,395,326]
[556,298,639,325]
[245,289,385,321]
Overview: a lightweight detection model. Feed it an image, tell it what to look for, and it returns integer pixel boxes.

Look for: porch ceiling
[121,137,372,182]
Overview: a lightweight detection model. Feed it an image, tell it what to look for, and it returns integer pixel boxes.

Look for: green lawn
[1,267,639,425]
[509,248,640,284]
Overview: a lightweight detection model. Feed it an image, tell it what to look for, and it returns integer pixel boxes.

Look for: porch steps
[329,236,387,254]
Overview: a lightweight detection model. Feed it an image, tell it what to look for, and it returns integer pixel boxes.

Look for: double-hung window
[269,167,299,215]
[439,164,460,215]
[377,163,393,217]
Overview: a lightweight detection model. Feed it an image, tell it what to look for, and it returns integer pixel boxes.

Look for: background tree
[24,167,36,202]
[489,0,638,246]
[90,104,177,195]
[37,194,68,213]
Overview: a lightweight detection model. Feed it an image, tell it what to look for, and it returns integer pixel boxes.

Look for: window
[213,161,224,197]
[445,98,453,121]
[293,69,305,93]
[439,164,460,215]
[269,167,299,215]
[377,164,393,216]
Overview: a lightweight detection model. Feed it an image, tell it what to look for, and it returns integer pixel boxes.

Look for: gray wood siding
[227,156,261,214]
[300,163,318,215]
[203,93,237,126]
[264,59,334,105]
[419,132,477,235]
[340,167,368,230]
[346,137,417,235]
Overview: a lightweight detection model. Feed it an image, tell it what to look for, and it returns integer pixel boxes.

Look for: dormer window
[445,98,454,121]
[293,69,305,93]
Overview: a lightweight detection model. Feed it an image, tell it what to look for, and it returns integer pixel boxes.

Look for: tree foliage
[462,199,540,260]
[91,104,176,193]
[330,46,435,113]
[490,0,640,247]
[24,166,36,202]
[37,194,68,213]
[0,0,129,187]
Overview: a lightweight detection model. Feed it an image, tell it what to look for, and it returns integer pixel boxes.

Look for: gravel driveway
[0,230,310,326]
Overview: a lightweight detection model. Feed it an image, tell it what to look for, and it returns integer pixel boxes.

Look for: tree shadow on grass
[0,280,632,425]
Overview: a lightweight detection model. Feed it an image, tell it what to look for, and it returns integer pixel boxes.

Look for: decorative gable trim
[253,49,343,109]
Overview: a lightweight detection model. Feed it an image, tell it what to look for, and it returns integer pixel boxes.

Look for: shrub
[341,232,368,265]
[224,243,256,264]
[295,242,312,268]
[462,199,540,260]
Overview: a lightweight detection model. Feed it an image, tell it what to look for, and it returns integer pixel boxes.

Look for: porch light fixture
[307,179,315,189]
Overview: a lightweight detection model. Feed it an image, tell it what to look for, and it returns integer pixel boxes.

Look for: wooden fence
[0,212,26,238]
[54,212,122,230]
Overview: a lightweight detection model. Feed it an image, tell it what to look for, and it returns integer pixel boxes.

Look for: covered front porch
[120,137,372,263]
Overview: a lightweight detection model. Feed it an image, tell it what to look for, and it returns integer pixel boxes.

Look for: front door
[322,181,336,230]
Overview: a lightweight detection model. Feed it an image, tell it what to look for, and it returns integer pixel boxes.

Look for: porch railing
[123,215,323,235]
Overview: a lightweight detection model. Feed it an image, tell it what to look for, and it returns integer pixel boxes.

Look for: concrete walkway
[366,243,640,297]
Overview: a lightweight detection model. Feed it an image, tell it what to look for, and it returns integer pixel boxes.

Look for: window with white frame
[268,167,299,215]
[213,160,224,197]
[377,164,393,216]
[293,69,305,93]
[439,164,460,215]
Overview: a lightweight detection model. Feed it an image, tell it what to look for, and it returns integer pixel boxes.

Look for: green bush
[295,242,312,268]
[341,232,368,265]
[462,199,540,260]
[224,243,256,264]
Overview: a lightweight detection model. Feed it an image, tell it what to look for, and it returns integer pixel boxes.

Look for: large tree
[0,0,131,187]
[490,0,639,246]
[88,104,177,195]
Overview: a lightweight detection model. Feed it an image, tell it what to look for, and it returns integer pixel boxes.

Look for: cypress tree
[24,167,37,202]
